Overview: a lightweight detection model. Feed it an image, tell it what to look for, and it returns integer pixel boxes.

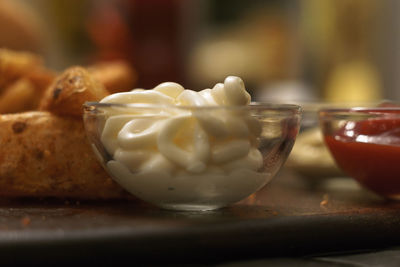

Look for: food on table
[39,66,109,117]
[0,49,55,114]
[0,111,129,199]
[0,63,134,199]
[89,61,137,93]
[0,48,140,199]
[24,67,56,94]
[286,127,342,178]
[0,49,136,115]
[322,108,400,198]
[0,79,37,114]
[0,49,56,114]
[0,49,43,90]
[85,76,300,210]
[100,76,260,175]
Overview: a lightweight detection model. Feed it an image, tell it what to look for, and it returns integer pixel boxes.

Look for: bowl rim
[84,101,302,114]
[320,106,400,112]
[318,107,400,122]
[319,107,400,116]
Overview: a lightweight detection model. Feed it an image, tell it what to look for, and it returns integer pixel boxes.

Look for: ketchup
[324,113,400,198]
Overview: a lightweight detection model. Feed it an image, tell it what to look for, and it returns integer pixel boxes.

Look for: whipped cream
[99,76,268,210]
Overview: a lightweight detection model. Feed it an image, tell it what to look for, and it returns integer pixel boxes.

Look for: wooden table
[1,170,400,264]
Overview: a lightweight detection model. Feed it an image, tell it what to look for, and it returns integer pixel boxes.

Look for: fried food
[0,49,55,114]
[0,78,38,114]
[89,61,136,93]
[286,127,342,178]
[25,67,56,93]
[0,111,129,199]
[0,68,55,114]
[39,66,109,117]
[0,56,137,199]
[0,49,56,114]
[0,48,42,91]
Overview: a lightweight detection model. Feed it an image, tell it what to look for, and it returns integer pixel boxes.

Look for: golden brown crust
[0,111,129,199]
[0,69,56,115]
[25,67,56,93]
[0,49,43,91]
[89,61,137,93]
[39,66,109,117]
[0,49,56,114]
[0,78,37,114]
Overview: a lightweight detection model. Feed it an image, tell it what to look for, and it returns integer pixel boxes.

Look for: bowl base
[158,203,224,211]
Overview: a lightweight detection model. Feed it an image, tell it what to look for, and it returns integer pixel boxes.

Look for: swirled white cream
[99,76,269,210]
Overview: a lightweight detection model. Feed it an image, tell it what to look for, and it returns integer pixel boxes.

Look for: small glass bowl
[285,103,344,179]
[319,107,400,199]
[83,102,301,211]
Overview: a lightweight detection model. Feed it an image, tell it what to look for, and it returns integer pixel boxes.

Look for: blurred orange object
[0,0,45,52]
[0,49,43,90]
[0,79,37,114]
[89,61,137,93]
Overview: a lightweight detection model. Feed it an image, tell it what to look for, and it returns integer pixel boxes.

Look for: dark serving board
[1,171,400,265]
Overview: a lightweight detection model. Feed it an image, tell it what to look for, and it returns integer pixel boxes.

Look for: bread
[0,78,37,114]
[39,66,109,117]
[0,48,42,90]
[89,61,137,93]
[0,111,129,199]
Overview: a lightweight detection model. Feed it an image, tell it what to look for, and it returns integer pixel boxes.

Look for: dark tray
[1,171,400,264]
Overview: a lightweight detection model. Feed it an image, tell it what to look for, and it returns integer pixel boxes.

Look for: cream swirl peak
[101,76,250,106]
[99,76,261,175]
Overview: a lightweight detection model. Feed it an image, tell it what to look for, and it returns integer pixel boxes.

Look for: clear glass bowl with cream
[83,76,301,211]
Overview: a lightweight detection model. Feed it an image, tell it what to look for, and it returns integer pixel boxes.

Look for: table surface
[1,170,400,265]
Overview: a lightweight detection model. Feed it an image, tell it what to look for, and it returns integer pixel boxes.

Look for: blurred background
[1,0,399,103]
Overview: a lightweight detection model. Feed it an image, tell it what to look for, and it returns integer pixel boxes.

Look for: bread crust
[0,111,129,199]
[0,49,42,91]
[89,61,137,93]
[39,66,109,117]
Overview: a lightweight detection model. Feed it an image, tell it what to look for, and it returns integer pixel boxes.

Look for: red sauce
[324,115,400,197]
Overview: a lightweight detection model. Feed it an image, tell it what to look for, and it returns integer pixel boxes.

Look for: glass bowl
[285,103,343,179]
[83,102,301,211]
[319,107,400,199]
